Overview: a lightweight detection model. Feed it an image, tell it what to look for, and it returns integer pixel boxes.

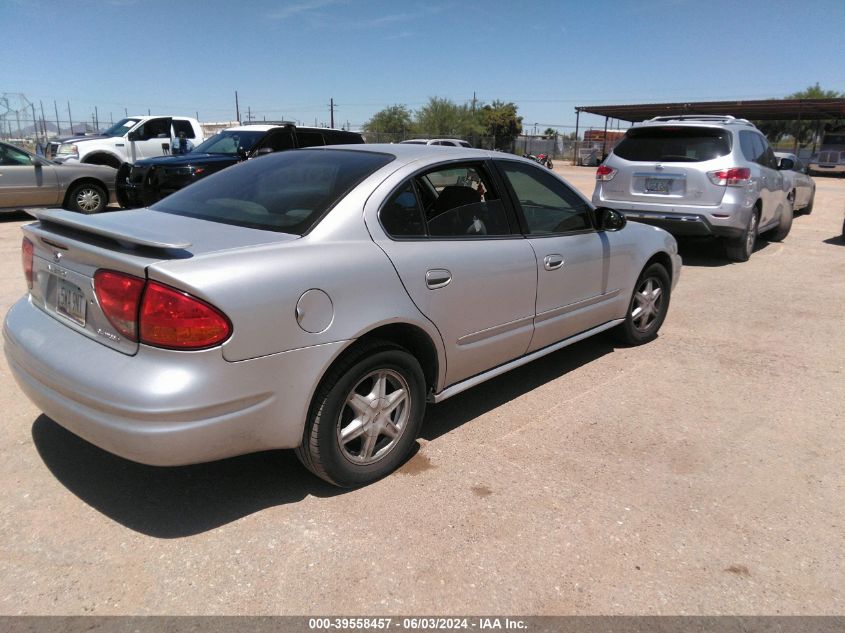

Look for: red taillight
[139,282,231,349]
[596,164,617,181]
[94,270,231,349]
[94,270,145,340]
[707,167,751,186]
[22,238,34,289]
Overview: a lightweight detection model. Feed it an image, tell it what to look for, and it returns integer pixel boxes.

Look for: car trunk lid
[23,209,297,355]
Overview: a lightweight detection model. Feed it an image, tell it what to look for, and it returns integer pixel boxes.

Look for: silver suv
[592,115,792,262]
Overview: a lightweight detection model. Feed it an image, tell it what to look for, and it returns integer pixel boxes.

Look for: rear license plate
[57,279,86,326]
[645,177,671,193]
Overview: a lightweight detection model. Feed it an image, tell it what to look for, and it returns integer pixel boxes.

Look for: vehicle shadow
[421,336,615,441]
[0,211,32,222]
[675,237,769,267]
[822,235,844,246]
[31,337,618,538]
[31,415,342,539]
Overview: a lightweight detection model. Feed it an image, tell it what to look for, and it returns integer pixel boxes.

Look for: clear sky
[4,0,845,133]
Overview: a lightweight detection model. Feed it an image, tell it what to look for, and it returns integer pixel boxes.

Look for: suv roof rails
[239,120,295,127]
[647,114,754,126]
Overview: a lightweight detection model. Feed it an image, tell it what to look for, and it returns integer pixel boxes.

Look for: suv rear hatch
[599,125,733,207]
[23,208,297,356]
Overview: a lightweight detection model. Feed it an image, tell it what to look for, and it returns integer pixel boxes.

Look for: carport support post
[601,116,609,159]
[792,106,802,154]
[574,109,580,165]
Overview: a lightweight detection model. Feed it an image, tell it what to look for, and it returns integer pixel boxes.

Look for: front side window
[498,160,592,234]
[136,118,171,140]
[152,149,394,235]
[0,143,32,166]
[380,163,511,238]
[193,131,265,154]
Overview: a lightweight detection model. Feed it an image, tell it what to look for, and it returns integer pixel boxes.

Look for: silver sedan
[3,145,681,487]
[0,141,115,214]
[775,152,816,214]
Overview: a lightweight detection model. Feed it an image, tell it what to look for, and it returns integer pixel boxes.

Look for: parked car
[775,152,816,214]
[4,145,680,487]
[399,138,472,147]
[52,115,205,168]
[117,124,364,207]
[0,141,115,214]
[592,115,792,262]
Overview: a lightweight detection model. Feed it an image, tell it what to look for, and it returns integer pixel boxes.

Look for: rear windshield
[151,149,394,235]
[613,126,731,162]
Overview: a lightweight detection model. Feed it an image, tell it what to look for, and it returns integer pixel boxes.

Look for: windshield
[192,130,266,154]
[151,149,395,235]
[614,126,731,162]
[101,118,141,137]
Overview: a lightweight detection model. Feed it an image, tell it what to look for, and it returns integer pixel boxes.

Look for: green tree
[755,84,844,147]
[414,97,481,139]
[542,127,558,139]
[479,100,523,150]
[362,105,414,138]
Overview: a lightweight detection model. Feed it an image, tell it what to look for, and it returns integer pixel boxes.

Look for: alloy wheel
[336,369,410,465]
[630,277,664,333]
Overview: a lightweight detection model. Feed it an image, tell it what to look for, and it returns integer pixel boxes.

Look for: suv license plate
[57,279,87,326]
[645,177,671,193]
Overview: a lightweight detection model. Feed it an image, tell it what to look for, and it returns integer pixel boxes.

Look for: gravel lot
[0,167,843,615]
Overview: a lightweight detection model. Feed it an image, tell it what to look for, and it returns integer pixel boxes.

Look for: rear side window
[614,126,731,162]
[152,149,394,235]
[172,120,196,139]
[296,131,326,148]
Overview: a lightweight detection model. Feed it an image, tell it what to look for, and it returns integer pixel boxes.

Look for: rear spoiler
[28,208,192,250]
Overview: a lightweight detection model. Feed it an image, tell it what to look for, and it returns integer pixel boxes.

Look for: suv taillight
[596,164,617,181]
[22,238,34,289]
[707,167,751,186]
[94,270,231,349]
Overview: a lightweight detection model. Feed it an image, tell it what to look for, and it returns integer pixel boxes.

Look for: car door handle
[543,255,564,271]
[425,269,452,289]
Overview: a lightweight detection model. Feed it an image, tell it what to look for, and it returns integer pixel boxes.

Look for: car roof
[774,151,797,159]
[299,143,527,165]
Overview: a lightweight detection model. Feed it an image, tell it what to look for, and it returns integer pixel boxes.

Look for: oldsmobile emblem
[53,251,62,262]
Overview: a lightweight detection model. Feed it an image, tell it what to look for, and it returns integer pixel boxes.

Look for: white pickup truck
[52,116,205,168]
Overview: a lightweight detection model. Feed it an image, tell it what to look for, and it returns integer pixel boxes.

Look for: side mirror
[127,131,139,142]
[596,207,627,231]
[236,146,248,160]
[778,157,795,171]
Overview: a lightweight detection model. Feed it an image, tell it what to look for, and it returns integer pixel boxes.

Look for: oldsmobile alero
[3,145,681,486]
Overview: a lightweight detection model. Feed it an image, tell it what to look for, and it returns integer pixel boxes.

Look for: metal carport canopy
[574,98,845,122]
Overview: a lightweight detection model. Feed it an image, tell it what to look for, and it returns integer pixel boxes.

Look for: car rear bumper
[4,296,345,466]
[622,210,744,238]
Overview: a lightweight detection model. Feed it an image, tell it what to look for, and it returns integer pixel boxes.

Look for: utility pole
[94,106,99,130]
[235,90,240,122]
[124,107,128,117]
[54,100,61,136]
[330,98,335,128]
[247,106,252,122]
[30,103,38,143]
[39,100,47,138]
[67,101,73,135]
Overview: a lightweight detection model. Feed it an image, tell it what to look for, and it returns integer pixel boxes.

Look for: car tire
[296,340,426,487]
[115,163,132,209]
[804,191,814,215]
[613,262,671,346]
[65,182,107,214]
[725,208,759,262]
[765,204,793,242]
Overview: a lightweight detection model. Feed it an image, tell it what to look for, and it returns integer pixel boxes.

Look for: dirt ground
[0,167,843,615]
